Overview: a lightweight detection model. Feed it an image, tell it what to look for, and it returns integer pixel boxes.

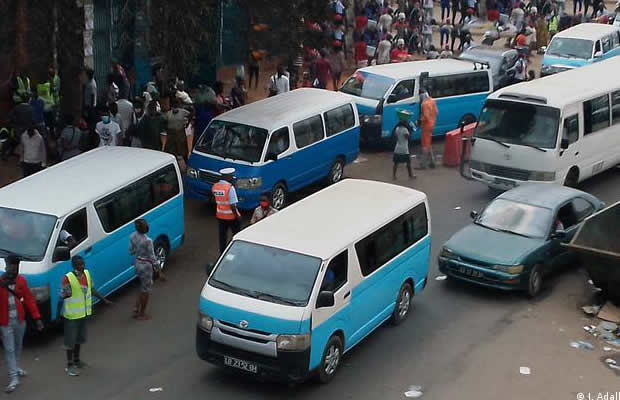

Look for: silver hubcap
[331,163,343,183]
[272,187,285,209]
[324,345,340,376]
[156,246,167,270]
[398,289,411,318]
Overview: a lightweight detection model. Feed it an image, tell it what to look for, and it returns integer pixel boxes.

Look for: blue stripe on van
[199,297,310,335]
[309,236,431,370]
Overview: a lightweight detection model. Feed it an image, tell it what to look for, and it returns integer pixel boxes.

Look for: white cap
[397,38,405,46]
[219,168,236,176]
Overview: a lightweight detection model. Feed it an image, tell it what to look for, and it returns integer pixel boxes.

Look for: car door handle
[343,291,351,299]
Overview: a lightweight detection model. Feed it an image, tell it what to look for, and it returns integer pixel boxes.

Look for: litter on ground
[519,367,531,375]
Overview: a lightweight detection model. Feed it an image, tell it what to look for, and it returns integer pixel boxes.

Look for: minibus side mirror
[205,262,215,276]
[470,210,479,220]
[594,51,603,58]
[316,291,335,308]
[561,138,569,149]
[52,246,70,263]
[387,94,398,104]
[266,152,278,162]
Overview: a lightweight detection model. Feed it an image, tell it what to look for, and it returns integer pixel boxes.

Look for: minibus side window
[612,91,620,124]
[583,94,610,135]
[325,105,355,136]
[95,164,179,233]
[265,127,290,160]
[562,114,579,144]
[388,79,415,103]
[293,115,325,148]
[320,250,348,293]
[355,204,429,277]
[602,36,612,53]
[60,208,88,247]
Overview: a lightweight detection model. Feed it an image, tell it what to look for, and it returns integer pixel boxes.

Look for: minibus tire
[564,168,579,188]
[458,114,476,129]
[327,159,345,185]
[391,282,413,325]
[318,335,343,384]
[153,238,169,280]
[271,183,287,210]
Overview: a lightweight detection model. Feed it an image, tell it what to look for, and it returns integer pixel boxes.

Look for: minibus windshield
[196,120,268,163]
[0,207,57,262]
[340,71,395,100]
[209,241,322,307]
[476,199,552,239]
[546,38,593,60]
[475,100,560,149]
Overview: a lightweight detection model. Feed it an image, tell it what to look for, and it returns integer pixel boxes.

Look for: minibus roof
[214,88,355,131]
[356,58,480,81]
[553,23,619,41]
[234,179,427,260]
[0,147,177,217]
[488,56,620,109]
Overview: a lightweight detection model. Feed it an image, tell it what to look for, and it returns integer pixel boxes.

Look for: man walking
[212,168,241,254]
[0,256,44,393]
[58,256,111,376]
[419,89,438,169]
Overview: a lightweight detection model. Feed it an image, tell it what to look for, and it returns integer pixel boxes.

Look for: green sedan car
[438,185,604,297]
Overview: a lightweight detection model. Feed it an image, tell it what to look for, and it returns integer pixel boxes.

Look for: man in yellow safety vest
[57,256,111,377]
[12,71,31,105]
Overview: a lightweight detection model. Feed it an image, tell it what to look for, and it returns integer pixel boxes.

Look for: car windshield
[475,100,561,149]
[195,120,268,163]
[340,71,395,100]
[209,241,322,306]
[546,38,593,60]
[0,207,57,261]
[477,198,553,239]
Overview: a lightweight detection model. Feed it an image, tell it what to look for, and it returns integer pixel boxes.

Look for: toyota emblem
[239,320,249,329]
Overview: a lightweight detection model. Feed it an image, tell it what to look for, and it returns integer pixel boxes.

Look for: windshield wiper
[479,136,510,148]
[254,292,302,306]
[209,279,257,298]
[520,143,547,152]
[0,248,36,261]
[496,228,532,238]
[474,220,501,232]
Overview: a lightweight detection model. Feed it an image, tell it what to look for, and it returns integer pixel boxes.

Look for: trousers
[0,320,26,379]
[218,219,241,254]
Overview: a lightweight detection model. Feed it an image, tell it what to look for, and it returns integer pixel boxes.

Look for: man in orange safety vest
[212,168,242,254]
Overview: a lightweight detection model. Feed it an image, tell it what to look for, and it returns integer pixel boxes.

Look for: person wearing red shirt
[391,39,410,63]
[314,49,333,90]
[0,255,43,393]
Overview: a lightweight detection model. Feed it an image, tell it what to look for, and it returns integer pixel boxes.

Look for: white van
[0,147,184,325]
[196,179,430,383]
[469,56,620,190]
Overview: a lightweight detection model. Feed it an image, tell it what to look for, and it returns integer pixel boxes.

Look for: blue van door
[261,127,295,193]
[381,79,420,140]
[289,115,328,191]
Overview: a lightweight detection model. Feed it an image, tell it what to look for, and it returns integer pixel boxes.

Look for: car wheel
[527,264,543,298]
[153,238,169,280]
[327,159,345,185]
[458,114,476,129]
[271,182,287,210]
[318,335,343,384]
[391,282,413,325]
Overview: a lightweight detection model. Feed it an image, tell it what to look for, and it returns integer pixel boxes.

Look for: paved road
[15,151,620,400]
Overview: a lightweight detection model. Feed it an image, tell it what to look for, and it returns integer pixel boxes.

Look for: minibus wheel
[271,183,287,210]
[391,282,413,325]
[318,335,343,384]
[153,238,169,279]
[564,168,579,188]
[327,159,345,185]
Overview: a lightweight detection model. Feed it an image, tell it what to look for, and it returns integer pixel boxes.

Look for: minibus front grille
[199,170,221,185]
[219,327,271,344]
[219,320,271,336]
[485,164,530,181]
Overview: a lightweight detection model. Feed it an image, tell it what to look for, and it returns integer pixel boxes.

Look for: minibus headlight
[276,333,311,351]
[493,264,524,274]
[198,312,213,333]
[236,177,263,189]
[187,167,199,179]
[30,286,50,302]
[529,171,555,181]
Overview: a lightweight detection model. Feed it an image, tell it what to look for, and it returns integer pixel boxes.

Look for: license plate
[223,356,258,373]
[459,266,483,278]
[494,177,516,187]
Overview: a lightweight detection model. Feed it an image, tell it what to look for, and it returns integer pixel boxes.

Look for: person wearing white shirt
[269,65,290,95]
[116,98,134,144]
[378,9,394,34]
[95,114,122,147]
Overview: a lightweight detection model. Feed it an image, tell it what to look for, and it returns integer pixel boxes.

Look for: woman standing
[129,219,159,320]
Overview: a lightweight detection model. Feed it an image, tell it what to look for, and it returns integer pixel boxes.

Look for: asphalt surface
[10,147,620,400]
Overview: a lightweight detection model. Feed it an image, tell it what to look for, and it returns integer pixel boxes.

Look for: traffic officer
[12,71,31,105]
[212,168,241,254]
[57,256,111,377]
